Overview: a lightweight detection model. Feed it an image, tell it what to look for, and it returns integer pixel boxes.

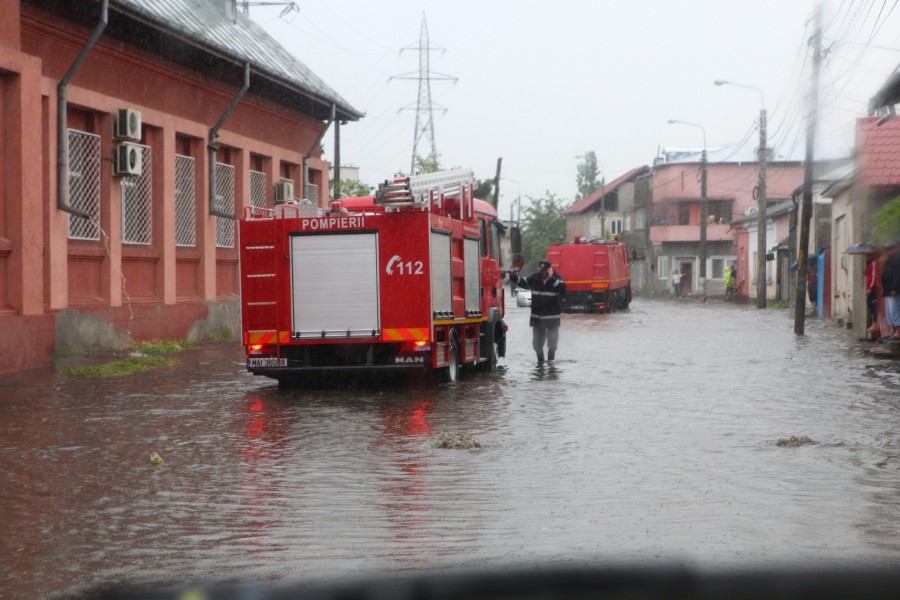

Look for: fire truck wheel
[477,326,498,372]
[438,334,461,384]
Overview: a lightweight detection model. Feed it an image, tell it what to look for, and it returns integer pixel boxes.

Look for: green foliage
[414,153,441,174]
[136,339,191,355]
[64,356,175,377]
[331,179,374,199]
[474,178,496,207]
[872,196,900,243]
[521,192,568,270]
[205,328,234,342]
[575,151,602,202]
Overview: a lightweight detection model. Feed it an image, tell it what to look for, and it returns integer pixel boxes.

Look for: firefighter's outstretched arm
[508,270,530,289]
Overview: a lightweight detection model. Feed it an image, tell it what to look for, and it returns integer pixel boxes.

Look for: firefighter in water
[509,260,567,363]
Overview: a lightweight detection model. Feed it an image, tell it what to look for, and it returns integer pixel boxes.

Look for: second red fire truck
[547,237,632,313]
[239,169,516,386]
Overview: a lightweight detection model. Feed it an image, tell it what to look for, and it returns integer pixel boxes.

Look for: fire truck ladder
[376,168,475,206]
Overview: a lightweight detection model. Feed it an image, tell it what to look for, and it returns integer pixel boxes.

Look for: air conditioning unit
[114,142,143,177]
[274,180,294,204]
[744,207,758,216]
[113,108,142,142]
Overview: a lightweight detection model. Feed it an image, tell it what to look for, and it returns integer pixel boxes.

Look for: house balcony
[649,223,734,244]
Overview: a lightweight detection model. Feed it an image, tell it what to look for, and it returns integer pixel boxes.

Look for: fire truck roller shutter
[290,233,380,339]
[430,231,452,315]
[464,238,480,313]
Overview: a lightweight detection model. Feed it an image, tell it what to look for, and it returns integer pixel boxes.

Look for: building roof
[656,139,802,165]
[562,165,650,215]
[857,116,900,188]
[871,63,900,111]
[106,0,363,121]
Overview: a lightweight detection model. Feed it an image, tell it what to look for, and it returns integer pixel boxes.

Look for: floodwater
[2,298,900,598]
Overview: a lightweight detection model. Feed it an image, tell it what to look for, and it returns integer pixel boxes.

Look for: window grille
[609,219,623,235]
[122,144,152,245]
[635,208,646,230]
[250,170,267,208]
[712,258,725,279]
[305,183,319,203]
[215,163,236,248]
[67,129,102,240]
[175,155,196,247]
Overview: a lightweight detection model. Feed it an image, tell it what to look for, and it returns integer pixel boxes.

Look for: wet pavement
[2,298,900,598]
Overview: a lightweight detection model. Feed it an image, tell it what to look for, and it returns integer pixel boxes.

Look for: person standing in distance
[509,260,566,363]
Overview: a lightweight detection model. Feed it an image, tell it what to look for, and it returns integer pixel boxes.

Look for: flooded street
[3,298,900,598]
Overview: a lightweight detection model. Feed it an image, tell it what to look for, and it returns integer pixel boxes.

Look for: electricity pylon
[390,12,457,175]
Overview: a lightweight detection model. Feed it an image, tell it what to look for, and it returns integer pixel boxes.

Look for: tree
[414,153,441,174]
[575,151,602,202]
[521,192,567,271]
[872,195,900,243]
[474,178,495,206]
[330,179,373,199]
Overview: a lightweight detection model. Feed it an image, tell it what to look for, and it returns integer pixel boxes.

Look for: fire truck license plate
[249,358,287,368]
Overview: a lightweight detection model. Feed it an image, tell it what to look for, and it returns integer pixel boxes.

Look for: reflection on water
[2,302,900,598]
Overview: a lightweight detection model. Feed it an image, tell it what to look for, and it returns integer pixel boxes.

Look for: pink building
[0,0,361,373]
[650,148,803,298]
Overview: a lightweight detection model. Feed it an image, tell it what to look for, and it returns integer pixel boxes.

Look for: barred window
[635,207,646,230]
[175,155,196,247]
[215,163,236,248]
[658,256,669,279]
[712,258,725,279]
[67,129,102,240]
[122,144,152,245]
[250,170,267,209]
[305,182,319,203]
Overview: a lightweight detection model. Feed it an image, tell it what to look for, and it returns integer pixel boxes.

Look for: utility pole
[794,2,823,336]
[667,119,707,302]
[756,108,768,309]
[492,158,502,210]
[700,147,708,303]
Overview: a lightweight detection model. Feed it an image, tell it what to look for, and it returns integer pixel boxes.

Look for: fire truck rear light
[415,340,427,347]
[249,344,263,351]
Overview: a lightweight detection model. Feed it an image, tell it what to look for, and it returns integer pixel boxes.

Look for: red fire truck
[239,169,516,386]
[547,237,632,313]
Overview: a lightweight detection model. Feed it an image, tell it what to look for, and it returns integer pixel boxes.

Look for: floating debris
[150,452,164,465]
[776,435,816,447]
[434,432,483,450]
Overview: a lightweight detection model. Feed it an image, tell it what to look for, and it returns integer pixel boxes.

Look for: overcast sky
[253,0,900,218]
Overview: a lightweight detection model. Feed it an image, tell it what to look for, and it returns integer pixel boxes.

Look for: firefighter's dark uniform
[510,262,566,362]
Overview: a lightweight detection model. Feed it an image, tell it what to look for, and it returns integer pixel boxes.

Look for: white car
[515,288,532,308]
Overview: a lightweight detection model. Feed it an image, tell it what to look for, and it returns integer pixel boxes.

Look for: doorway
[679,260,694,296]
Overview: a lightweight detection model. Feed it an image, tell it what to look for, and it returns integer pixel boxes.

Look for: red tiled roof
[562,165,650,215]
[857,116,900,188]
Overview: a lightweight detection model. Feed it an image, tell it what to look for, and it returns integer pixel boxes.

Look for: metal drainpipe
[209,63,250,219]
[303,103,335,202]
[57,0,108,220]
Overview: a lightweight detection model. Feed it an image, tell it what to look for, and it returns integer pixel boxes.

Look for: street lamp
[715,79,768,309]
[667,119,708,302]
[500,177,521,224]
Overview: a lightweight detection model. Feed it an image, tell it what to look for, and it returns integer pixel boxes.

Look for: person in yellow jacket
[725,265,738,301]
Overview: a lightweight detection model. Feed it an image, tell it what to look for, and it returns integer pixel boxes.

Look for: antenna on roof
[239,1,299,19]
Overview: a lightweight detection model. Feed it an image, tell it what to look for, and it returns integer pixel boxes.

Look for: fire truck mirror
[510,227,522,258]
[512,254,525,269]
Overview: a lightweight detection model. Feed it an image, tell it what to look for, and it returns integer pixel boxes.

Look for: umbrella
[846,243,878,254]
